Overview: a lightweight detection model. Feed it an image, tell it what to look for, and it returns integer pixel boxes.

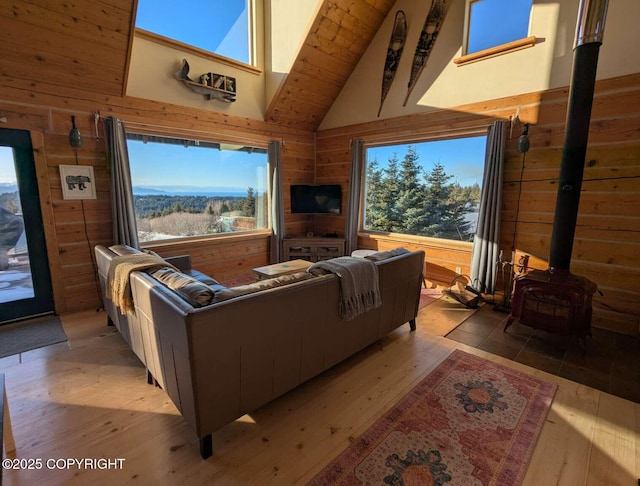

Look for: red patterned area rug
[309,349,557,486]
[419,287,442,309]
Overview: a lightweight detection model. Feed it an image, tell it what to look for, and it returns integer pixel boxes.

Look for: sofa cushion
[212,272,314,302]
[364,247,409,262]
[150,267,216,307]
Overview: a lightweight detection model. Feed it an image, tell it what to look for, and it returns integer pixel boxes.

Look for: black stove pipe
[549,0,609,272]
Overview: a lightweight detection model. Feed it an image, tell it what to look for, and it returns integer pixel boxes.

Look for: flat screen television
[290,184,342,214]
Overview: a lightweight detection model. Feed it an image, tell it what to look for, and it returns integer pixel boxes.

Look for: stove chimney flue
[548,0,609,272]
[575,0,608,47]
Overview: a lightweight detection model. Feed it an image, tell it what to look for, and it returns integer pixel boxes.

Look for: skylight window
[465,0,532,54]
[135,0,252,65]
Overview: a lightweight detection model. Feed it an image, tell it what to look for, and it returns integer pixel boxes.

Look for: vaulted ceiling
[265,0,395,131]
[0,0,393,131]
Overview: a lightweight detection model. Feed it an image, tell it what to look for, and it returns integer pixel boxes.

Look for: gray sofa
[95,244,425,458]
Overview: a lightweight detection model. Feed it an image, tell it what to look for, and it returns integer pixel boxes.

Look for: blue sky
[135,0,249,64]
[0,147,15,184]
[366,136,487,188]
[468,0,532,53]
[127,140,267,193]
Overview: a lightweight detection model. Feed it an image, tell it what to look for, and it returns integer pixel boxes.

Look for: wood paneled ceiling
[0,0,135,98]
[0,0,394,132]
[266,0,395,131]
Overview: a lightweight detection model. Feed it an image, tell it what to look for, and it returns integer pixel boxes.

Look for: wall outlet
[455,267,462,275]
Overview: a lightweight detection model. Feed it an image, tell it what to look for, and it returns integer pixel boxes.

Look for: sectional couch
[95,244,425,458]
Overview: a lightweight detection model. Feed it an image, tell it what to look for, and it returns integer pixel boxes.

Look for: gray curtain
[104,116,139,248]
[268,141,285,263]
[469,120,506,293]
[345,139,364,255]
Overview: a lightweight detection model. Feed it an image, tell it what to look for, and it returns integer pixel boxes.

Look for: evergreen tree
[422,162,473,240]
[447,182,475,240]
[421,162,450,237]
[242,187,256,217]
[364,148,481,241]
[395,146,427,234]
[364,159,384,230]
[449,182,481,239]
[375,154,401,231]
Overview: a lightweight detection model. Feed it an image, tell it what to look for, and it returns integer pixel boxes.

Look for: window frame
[126,132,271,245]
[456,0,535,65]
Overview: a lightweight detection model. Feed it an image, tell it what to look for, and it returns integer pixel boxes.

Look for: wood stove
[505,269,597,345]
[504,0,606,345]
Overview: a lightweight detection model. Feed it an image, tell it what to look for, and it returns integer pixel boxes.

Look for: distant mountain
[0,182,18,195]
[132,186,169,195]
[132,185,251,197]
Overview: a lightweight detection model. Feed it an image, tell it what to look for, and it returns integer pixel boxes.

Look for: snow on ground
[0,268,34,303]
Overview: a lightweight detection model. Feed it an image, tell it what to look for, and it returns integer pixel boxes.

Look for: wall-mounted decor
[404,0,448,106]
[378,10,407,117]
[174,59,236,103]
[200,72,236,95]
[59,165,96,200]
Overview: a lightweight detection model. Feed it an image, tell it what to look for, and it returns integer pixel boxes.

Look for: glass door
[0,129,54,323]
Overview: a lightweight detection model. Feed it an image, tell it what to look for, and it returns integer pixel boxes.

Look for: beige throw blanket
[309,257,381,320]
[107,253,176,315]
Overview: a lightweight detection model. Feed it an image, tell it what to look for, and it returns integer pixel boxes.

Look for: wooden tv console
[282,237,345,262]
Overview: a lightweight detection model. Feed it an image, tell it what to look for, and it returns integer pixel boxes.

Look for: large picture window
[135,0,253,65]
[363,136,486,242]
[127,135,269,243]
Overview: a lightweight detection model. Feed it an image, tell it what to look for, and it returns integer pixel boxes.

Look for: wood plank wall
[2,60,638,336]
[315,73,640,336]
[0,93,314,314]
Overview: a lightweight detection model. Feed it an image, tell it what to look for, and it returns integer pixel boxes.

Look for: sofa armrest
[165,255,191,272]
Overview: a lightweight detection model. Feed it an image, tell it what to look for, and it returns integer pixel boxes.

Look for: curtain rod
[361,123,491,148]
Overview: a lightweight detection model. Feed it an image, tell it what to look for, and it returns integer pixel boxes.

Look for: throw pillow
[212,272,314,302]
[150,267,216,307]
[364,247,409,262]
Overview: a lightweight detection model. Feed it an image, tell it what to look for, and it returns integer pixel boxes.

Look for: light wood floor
[1,300,638,485]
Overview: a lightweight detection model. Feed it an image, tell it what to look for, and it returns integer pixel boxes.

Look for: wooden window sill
[358,231,472,251]
[454,36,537,66]
[141,230,272,251]
[135,29,263,75]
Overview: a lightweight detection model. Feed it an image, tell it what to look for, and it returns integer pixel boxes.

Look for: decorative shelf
[181,80,236,103]
[174,59,236,103]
